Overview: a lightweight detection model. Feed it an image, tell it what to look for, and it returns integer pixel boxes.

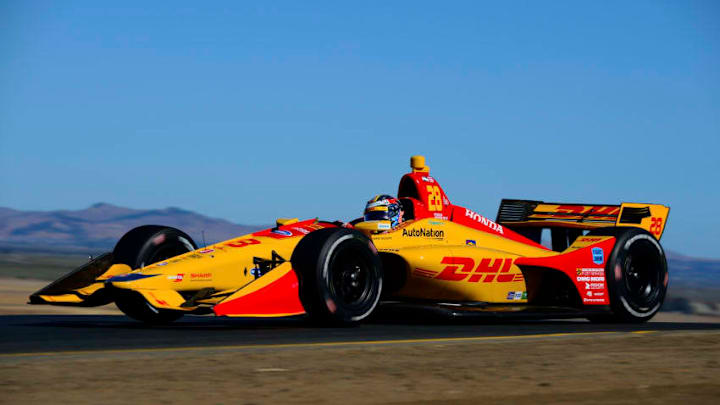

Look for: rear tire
[291,228,383,325]
[111,225,196,324]
[586,228,668,323]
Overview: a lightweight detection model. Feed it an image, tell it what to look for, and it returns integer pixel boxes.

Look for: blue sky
[1,1,719,257]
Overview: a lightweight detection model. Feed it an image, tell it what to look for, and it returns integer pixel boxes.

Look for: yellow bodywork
[105,231,307,309]
[615,203,670,239]
[370,218,554,302]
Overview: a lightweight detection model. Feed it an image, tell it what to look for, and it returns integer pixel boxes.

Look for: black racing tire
[291,228,383,325]
[111,225,197,324]
[586,227,668,323]
[113,225,197,269]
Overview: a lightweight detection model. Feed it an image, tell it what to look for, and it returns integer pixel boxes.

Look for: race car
[29,156,670,324]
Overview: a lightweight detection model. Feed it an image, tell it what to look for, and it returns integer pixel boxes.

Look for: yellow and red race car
[29,156,670,324]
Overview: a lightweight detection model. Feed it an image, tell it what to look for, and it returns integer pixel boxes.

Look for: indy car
[30,156,670,324]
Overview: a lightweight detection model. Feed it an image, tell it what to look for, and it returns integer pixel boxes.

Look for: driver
[363,194,404,229]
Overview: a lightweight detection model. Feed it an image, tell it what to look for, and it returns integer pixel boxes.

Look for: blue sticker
[271,229,293,237]
[592,247,604,265]
[507,291,515,300]
[466,240,476,246]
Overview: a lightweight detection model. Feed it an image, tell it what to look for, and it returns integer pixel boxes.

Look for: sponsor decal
[167,274,184,282]
[464,209,504,234]
[580,237,603,243]
[433,213,448,219]
[576,276,605,282]
[377,222,391,230]
[199,248,215,254]
[556,205,621,216]
[466,239,476,246]
[428,220,445,225]
[292,227,310,234]
[402,227,444,239]
[271,229,293,237]
[576,268,604,276]
[190,272,212,281]
[421,176,435,183]
[576,268,606,293]
[592,247,604,265]
[583,298,606,303]
[507,291,524,300]
[522,291,527,300]
[434,257,523,283]
[157,262,168,266]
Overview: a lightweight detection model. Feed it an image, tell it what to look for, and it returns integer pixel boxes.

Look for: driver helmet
[364,194,404,228]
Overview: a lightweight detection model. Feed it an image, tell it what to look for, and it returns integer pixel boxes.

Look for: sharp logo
[464,209,504,234]
[402,227,444,239]
[434,257,523,283]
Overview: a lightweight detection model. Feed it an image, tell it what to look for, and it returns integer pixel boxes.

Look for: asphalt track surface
[2,313,720,355]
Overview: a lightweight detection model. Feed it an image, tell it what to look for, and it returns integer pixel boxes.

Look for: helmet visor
[364,211,390,222]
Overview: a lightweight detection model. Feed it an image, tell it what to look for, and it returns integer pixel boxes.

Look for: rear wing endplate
[496,200,670,240]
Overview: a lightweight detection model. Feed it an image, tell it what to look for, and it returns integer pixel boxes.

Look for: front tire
[111,225,197,324]
[587,228,668,323]
[291,228,383,325]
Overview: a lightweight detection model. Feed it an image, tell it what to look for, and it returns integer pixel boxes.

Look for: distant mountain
[666,251,720,289]
[0,203,265,254]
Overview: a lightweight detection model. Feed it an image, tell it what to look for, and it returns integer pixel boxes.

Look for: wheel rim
[327,244,376,310]
[622,240,663,308]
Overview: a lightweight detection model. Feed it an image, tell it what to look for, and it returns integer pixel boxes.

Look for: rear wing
[496,200,670,240]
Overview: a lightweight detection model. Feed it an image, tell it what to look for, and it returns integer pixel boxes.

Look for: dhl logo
[414,257,523,283]
[555,205,620,216]
[529,205,621,221]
